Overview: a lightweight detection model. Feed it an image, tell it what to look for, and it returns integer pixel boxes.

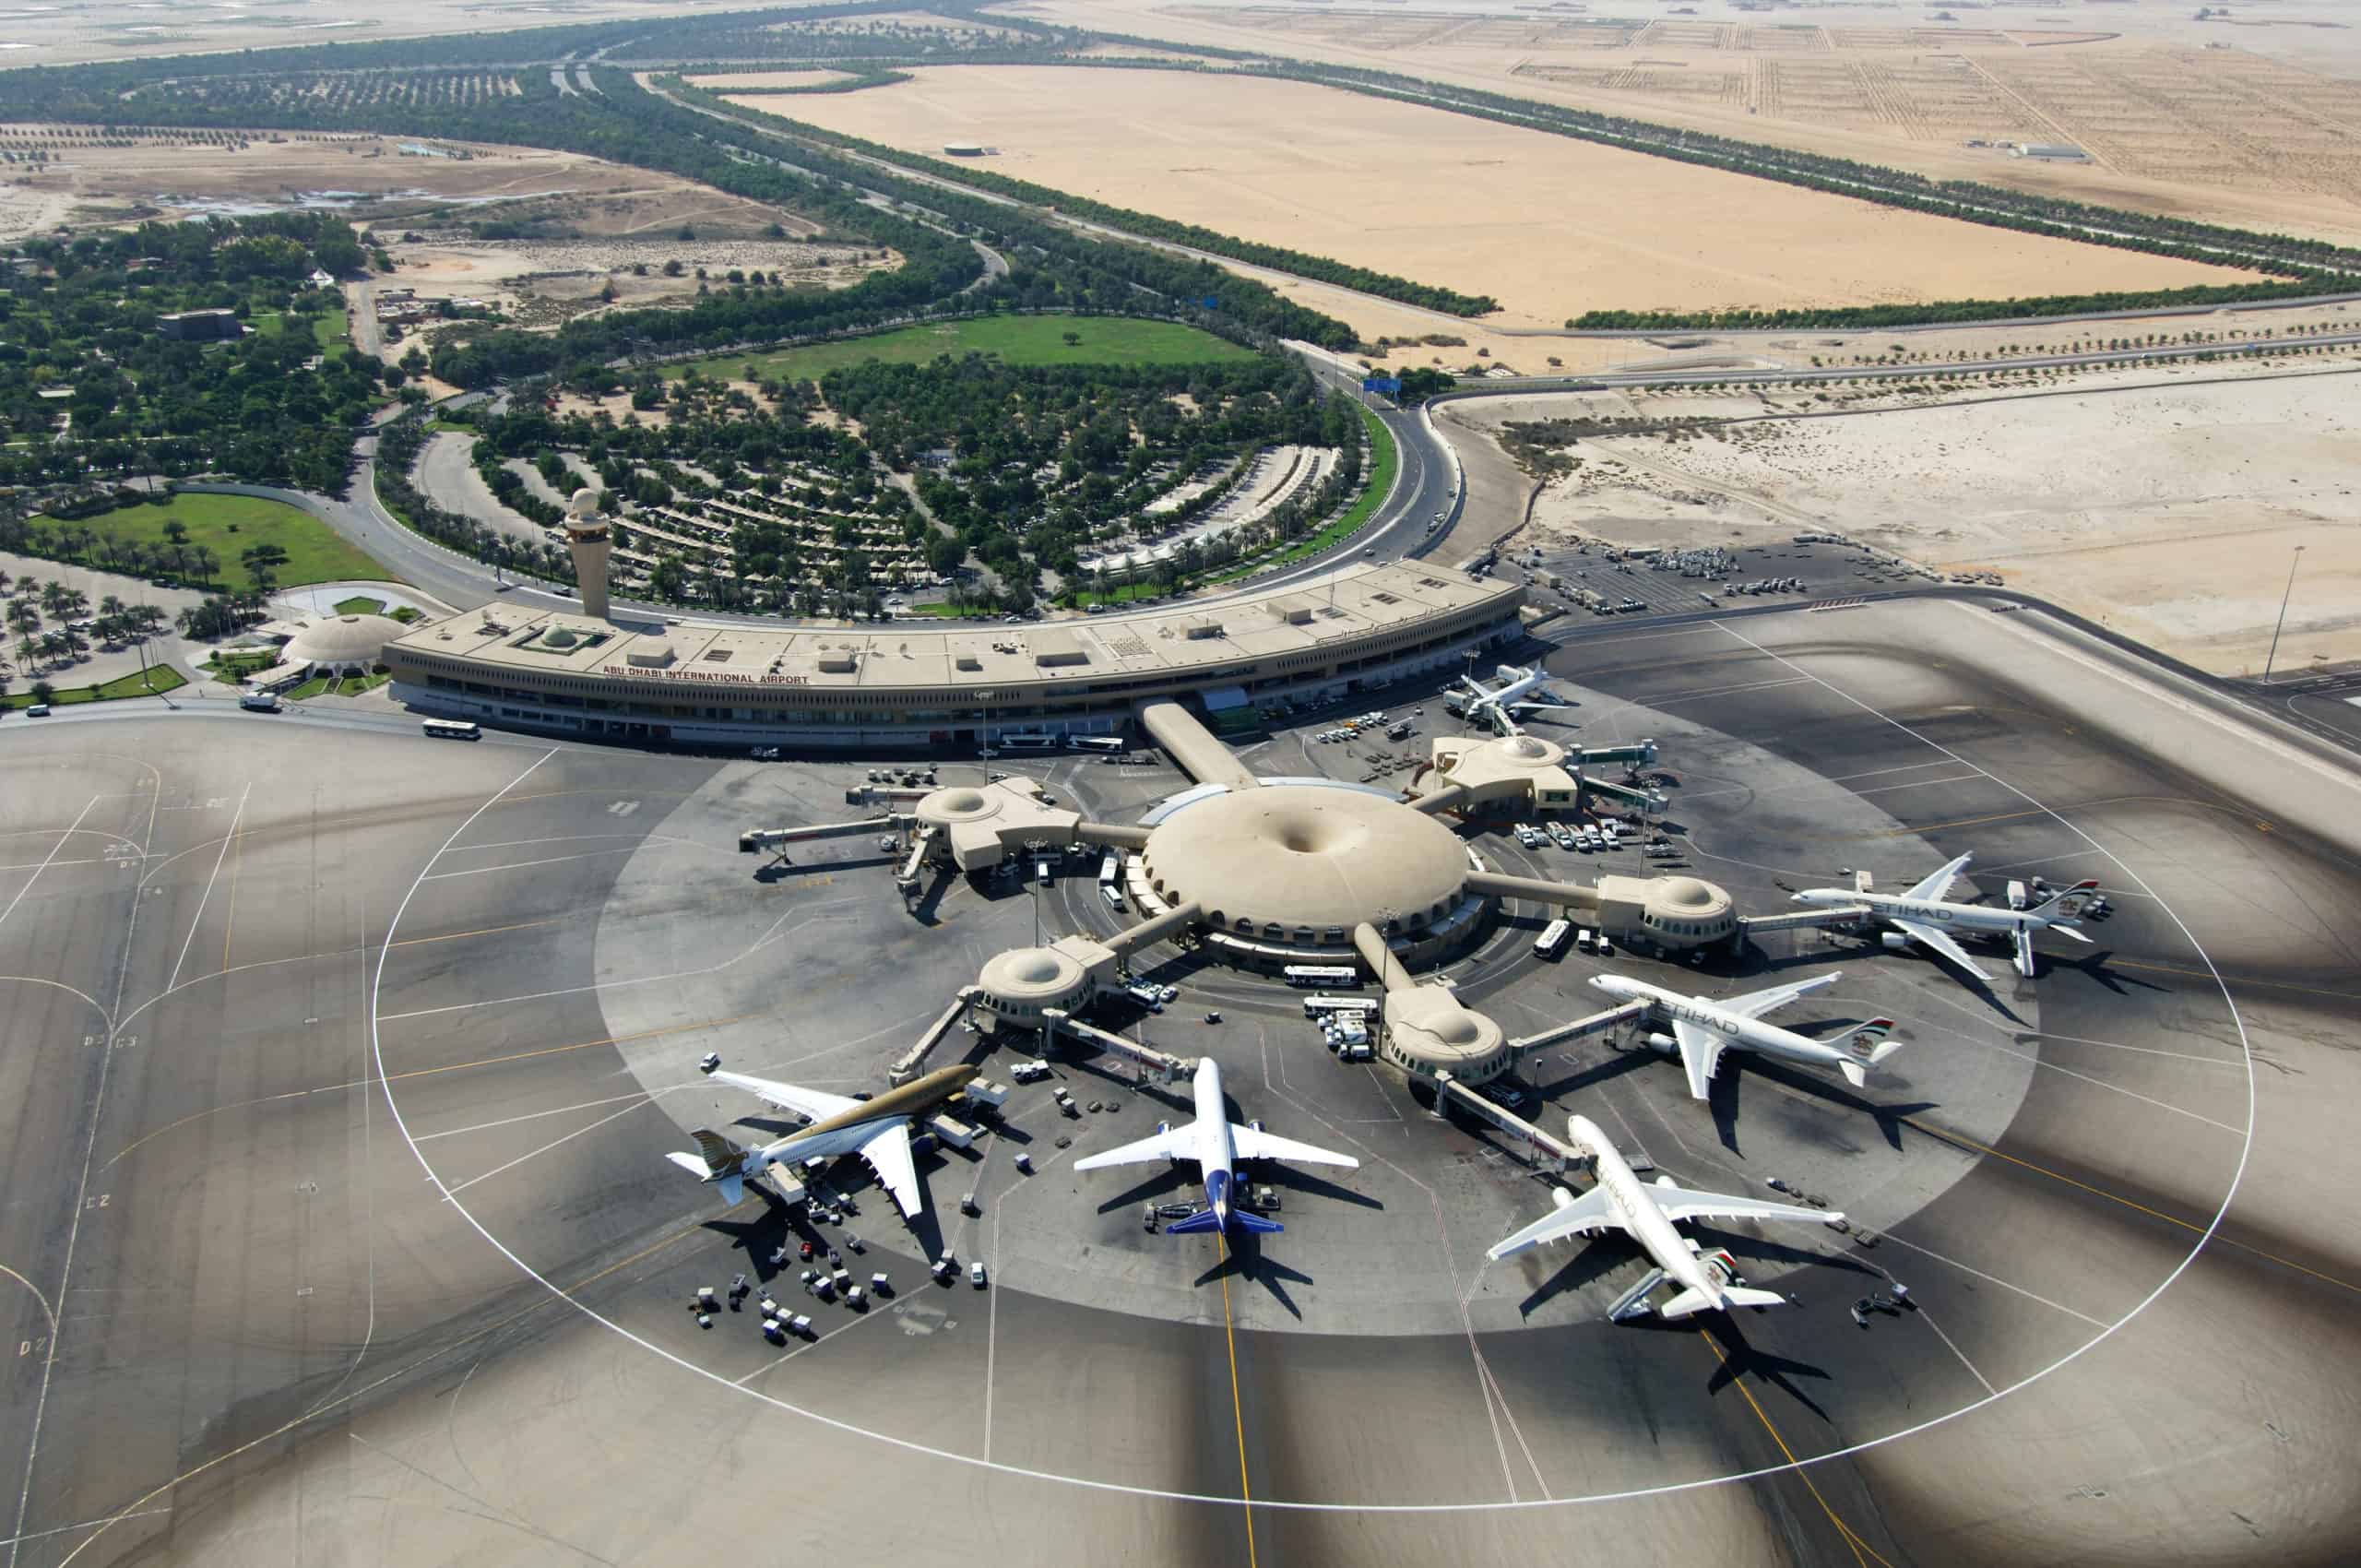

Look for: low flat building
[383,563,1525,749]
[156,308,243,341]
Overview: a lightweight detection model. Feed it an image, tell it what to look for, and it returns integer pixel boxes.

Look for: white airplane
[1489,1114,1845,1320]
[1073,1057,1357,1236]
[665,1062,977,1218]
[1589,972,1900,1101]
[1457,663,1566,733]
[1790,853,2097,980]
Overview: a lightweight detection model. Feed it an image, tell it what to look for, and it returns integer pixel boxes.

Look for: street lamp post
[2263,545,2306,685]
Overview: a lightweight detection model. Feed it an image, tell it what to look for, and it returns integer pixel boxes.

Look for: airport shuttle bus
[1283,964,1361,989]
[1534,918,1573,960]
[1068,735,1124,754]
[421,718,482,741]
[1002,734,1058,752]
[1303,992,1381,1018]
[1098,852,1121,889]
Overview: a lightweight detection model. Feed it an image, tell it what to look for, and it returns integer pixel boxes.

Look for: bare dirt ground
[683,69,860,90]
[755,65,2252,331]
[0,130,831,244]
[1464,358,2361,674]
[0,0,848,65]
[1008,0,2361,247]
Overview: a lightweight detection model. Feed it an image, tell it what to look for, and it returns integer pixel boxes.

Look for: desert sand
[1477,362,2361,674]
[753,66,2254,330]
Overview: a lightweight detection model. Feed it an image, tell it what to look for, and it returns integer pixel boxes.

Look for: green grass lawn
[662,314,1258,384]
[73,493,389,592]
[205,648,279,676]
[333,595,388,615]
[5,665,187,708]
[254,307,350,360]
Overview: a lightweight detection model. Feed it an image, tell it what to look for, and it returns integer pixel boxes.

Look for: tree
[1061,330,1081,349]
[30,680,54,706]
[240,542,290,593]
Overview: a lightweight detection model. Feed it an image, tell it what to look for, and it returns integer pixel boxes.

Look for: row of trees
[1567,279,2353,332]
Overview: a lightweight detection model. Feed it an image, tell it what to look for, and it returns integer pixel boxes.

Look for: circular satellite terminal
[1503,734,1553,760]
[1143,787,1467,939]
[978,944,1086,1007]
[917,785,1001,826]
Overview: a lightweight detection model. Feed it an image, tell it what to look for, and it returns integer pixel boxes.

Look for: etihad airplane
[1456,663,1566,733]
[1073,1057,1357,1236]
[665,1061,977,1217]
[1489,1114,1844,1320]
[1589,971,1900,1100]
[1790,853,2097,980]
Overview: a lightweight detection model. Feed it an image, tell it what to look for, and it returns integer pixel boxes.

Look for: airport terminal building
[384,564,1526,747]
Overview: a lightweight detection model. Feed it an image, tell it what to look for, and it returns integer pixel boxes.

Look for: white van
[1101,885,1127,913]
[1576,928,1595,954]
[239,690,281,713]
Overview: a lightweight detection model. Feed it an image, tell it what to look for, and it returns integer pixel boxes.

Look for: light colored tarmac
[0,600,2354,1564]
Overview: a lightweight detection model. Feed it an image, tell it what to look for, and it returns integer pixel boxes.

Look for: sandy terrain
[0,130,831,244]
[1008,0,2361,248]
[1474,362,2361,674]
[0,0,855,65]
[684,69,860,90]
[753,66,2253,329]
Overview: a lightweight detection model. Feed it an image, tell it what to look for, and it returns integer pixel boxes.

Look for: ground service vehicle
[1534,919,1573,959]
[422,719,481,741]
[1284,965,1359,988]
[239,691,281,713]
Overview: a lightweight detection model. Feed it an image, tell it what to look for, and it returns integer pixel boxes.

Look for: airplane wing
[853,1123,924,1218]
[1903,852,1973,903]
[1711,970,1841,1023]
[1672,1016,1727,1101]
[1487,1186,1620,1260]
[1073,1123,1198,1172]
[710,1069,858,1124]
[1890,916,1997,980]
[1645,1182,1840,1229]
[1229,1124,1358,1170]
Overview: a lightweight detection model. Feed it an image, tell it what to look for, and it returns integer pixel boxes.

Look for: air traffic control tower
[564,485,614,622]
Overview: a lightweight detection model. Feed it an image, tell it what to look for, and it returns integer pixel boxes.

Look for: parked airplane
[1589,971,1900,1100]
[665,1061,977,1217]
[1489,1114,1844,1320]
[1457,663,1567,733]
[1072,1057,1357,1235]
[1789,853,2097,979]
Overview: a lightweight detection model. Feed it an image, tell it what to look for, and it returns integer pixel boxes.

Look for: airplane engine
[1550,1187,1577,1210]
[1655,1174,1678,1188]
[1880,932,1911,952]
[1643,1031,1679,1056]
[1250,1120,1265,1134]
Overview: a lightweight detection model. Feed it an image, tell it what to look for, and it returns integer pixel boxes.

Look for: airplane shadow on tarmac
[1193,1231,1315,1321]
[1697,1049,1940,1159]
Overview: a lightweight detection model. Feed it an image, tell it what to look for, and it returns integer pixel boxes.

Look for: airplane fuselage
[1797,889,2050,936]
[1572,1115,1723,1309]
[1591,976,1855,1077]
[744,1063,976,1175]
[1191,1057,1240,1226]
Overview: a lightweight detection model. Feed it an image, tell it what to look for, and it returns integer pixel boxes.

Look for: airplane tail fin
[1232,1211,1283,1235]
[670,1131,751,1206]
[2030,878,2100,917]
[1165,1208,1226,1236]
[1839,1022,1900,1087]
[666,1149,746,1206]
[688,1128,749,1175]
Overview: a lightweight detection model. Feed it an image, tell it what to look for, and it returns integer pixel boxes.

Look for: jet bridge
[894,825,939,891]
[1040,1008,1193,1084]
[1505,998,1649,1055]
[1430,1072,1581,1172]
[740,815,903,866]
[1738,905,1870,938]
[886,985,982,1085]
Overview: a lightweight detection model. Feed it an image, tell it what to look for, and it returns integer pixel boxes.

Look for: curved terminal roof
[285,612,405,668]
[1143,786,1468,936]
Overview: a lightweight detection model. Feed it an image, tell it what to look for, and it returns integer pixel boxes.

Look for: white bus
[1098,852,1121,888]
[1283,964,1359,989]
[1303,993,1380,1018]
[421,719,481,741]
[1001,734,1058,752]
[1533,918,1573,960]
[1067,735,1125,754]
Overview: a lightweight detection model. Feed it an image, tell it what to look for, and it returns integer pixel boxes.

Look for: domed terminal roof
[1143,786,1468,936]
[1641,874,1734,924]
[916,783,1004,827]
[978,944,1088,1006]
[284,612,405,668]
